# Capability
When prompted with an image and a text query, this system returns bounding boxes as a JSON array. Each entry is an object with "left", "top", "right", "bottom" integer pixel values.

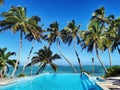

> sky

[{"left": 0, "top": 0, "right": 120, "bottom": 66}]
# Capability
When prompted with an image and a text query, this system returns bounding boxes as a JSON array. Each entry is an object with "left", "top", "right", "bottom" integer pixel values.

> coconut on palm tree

[
  {"left": 26, "top": 46, "right": 61, "bottom": 75},
  {"left": 45, "top": 22, "right": 77, "bottom": 73},
  {"left": 0, "top": 6, "right": 41, "bottom": 77},
  {"left": 0, "top": 47, "right": 18, "bottom": 77},
  {"left": 61, "top": 20, "right": 82, "bottom": 73}
]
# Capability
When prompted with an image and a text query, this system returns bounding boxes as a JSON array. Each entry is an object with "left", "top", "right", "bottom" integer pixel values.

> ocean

[{"left": 7, "top": 65, "right": 108, "bottom": 77}]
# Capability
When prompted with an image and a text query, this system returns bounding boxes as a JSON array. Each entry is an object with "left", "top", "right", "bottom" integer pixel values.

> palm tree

[
  {"left": 110, "top": 17, "right": 120, "bottom": 55},
  {"left": 46, "top": 22, "right": 77, "bottom": 73},
  {"left": 22, "top": 33, "right": 41, "bottom": 73},
  {"left": 22, "top": 17, "right": 42, "bottom": 73},
  {"left": 26, "top": 46, "right": 61, "bottom": 75},
  {"left": 81, "top": 21, "right": 109, "bottom": 73},
  {"left": 0, "top": 47, "right": 18, "bottom": 77},
  {"left": 62, "top": 20, "right": 82, "bottom": 73},
  {"left": 91, "top": 6, "right": 114, "bottom": 68},
  {"left": 0, "top": 6, "right": 41, "bottom": 77},
  {"left": 104, "top": 15, "right": 116, "bottom": 67},
  {"left": 0, "top": 0, "right": 4, "bottom": 6}
]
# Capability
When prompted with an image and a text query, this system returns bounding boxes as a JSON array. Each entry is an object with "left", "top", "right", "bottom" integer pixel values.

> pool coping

[
  {"left": 0, "top": 78, "right": 17, "bottom": 86},
  {"left": 83, "top": 72, "right": 110, "bottom": 90},
  {"left": 0, "top": 73, "right": 49, "bottom": 86}
]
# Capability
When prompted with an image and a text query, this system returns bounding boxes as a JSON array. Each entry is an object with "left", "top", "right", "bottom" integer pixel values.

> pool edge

[{"left": 83, "top": 72, "right": 110, "bottom": 90}]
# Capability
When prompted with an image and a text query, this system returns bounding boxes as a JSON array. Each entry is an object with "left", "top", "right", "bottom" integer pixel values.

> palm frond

[{"left": 50, "top": 63, "right": 57, "bottom": 72}]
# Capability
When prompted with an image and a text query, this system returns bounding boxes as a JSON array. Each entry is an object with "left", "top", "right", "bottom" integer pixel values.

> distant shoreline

[{"left": 18, "top": 65, "right": 111, "bottom": 66}]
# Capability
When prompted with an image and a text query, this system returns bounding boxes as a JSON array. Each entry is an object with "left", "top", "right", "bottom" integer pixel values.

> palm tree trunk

[
  {"left": 22, "top": 41, "right": 34, "bottom": 73},
  {"left": 36, "top": 64, "right": 46, "bottom": 75},
  {"left": 95, "top": 48, "right": 108, "bottom": 73},
  {"left": 11, "top": 31, "right": 22, "bottom": 78},
  {"left": 0, "top": 69, "right": 2, "bottom": 77},
  {"left": 73, "top": 40, "right": 82, "bottom": 73},
  {"left": 3, "top": 66, "right": 7, "bottom": 76},
  {"left": 56, "top": 40, "right": 78, "bottom": 73},
  {"left": 108, "top": 48, "right": 112, "bottom": 67}
]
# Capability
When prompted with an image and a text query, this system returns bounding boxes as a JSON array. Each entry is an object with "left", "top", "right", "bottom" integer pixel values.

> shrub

[
  {"left": 105, "top": 65, "right": 120, "bottom": 77},
  {"left": 18, "top": 73, "right": 26, "bottom": 77},
  {"left": 82, "top": 70, "right": 90, "bottom": 75},
  {"left": 3, "top": 74, "right": 7, "bottom": 78}
]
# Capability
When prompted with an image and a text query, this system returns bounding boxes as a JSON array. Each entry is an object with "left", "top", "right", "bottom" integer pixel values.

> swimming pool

[{"left": 0, "top": 73, "right": 103, "bottom": 90}]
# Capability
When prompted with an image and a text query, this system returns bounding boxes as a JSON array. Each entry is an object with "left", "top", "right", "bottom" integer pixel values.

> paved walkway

[
  {"left": 101, "top": 76, "right": 120, "bottom": 90},
  {"left": 0, "top": 78, "right": 17, "bottom": 86}
]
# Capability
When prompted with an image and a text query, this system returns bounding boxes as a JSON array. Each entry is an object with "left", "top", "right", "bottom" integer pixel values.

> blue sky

[{"left": 0, "top": 0, "right": 120, "bottom": 66}]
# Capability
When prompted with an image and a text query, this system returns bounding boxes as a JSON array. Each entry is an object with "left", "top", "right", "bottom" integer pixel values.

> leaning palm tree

[
  {"left": 0, "top": 6, "right": 41, "bottom": 77},
  {"left": 62, "top": 20, "right": 82, "bottom": 73},
  {"left": 0, "top": 47, "right": 18, "bottom": 77},
  {"left": 26, "top": 46, "right": 61, "bottom": 75},
  {"left": 81, "top": 21, "right": 109, "bottom": 73},
  {"left": 45, "top": 22, "right": 77, "bottom": 73},
  {"left": 22, "top": 33, "right": 41, "bottom": 73},
  {"left": 22, "top": 17, "right": 42, "bottom": 73}
]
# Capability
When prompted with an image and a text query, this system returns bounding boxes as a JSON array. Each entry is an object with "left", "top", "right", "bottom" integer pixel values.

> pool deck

[
  {"left": 96, "top": 76, "right": 120, "bottom": 90},
  {"left": 0, "top": 78, "right": 17, "bottom": 86}
]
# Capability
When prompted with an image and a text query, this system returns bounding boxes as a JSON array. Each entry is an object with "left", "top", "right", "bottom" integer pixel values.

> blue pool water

[{"left": 0, "top": 73, "right": 103, "bottom": 90}]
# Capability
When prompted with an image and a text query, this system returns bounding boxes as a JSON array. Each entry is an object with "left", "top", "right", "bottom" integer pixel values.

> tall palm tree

[
  {"left": 26, "top": 46, "right": 61, "bottom": 75},
  {"left": 22, "top": 17, "right": 42, "bottom": 73},
  {"left": 81, "top": 21, "right": 109, "bottom": 73},
  {"left": 0, "top": 6, "right": 41, "bottom": 77},
  {"left": 104, "top": 15, "right": 116, "bottom": 67},
  {"left": 0, "top": 47, "right": 18, "bottom": 77},
  {"left": 62, "top": 20, "right": 82, "bottom": 73},
  {"left": 91, "top": 6, "right": 114, "bottom": 68},
  {"left": 110, "top": 17, "right": 120, "bottom": 54},
  {"left": 22, "top": 33, "right": 41, "bottom": 73},
  {"left": 46, "top": 22, "right": 77, "bottom": 73}
]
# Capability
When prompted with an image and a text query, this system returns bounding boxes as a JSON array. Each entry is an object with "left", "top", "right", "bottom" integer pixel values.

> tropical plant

[
  {"left": 104, "top": 15, "right": 116, "bottom": 67},
  {"left": 110, "top": 17, "right": 120, "bottom": 55},
  {"left": 0, "top": 0, "right": 4, "bottom": 6},
  {"left": 81, "top": 20, "right": 109, "bottom": 73},
  {"left": 91, "top": 6, "right": 114, "bottom": 67},
  {"left": 0, "top": 6, "right": 41, "bottom": 77},
  {"left": 105, "top": 66, "right": 120, "bottom": 77},
  {"left": 0, "top": 47, "right": 17, "bottom": 77},
  {"left": 18, "top": 73, "right": 26, "bottom": 77},
  {"left": 26, "top": 46, "right": 61, "bottom": 75},
  {"left": 45, "top": 22, "right": 77, "bottom": 73},
  {"left": 61, "top": 20, "right": 82, "bottom": 73},
  {"left": 22, "top": 17, "right": 43, "bottom": 73}
]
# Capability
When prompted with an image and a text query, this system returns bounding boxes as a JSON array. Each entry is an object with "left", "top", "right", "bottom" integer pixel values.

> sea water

[{"left": 7, "top": 65, "right": 107, "bottom": 77}]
